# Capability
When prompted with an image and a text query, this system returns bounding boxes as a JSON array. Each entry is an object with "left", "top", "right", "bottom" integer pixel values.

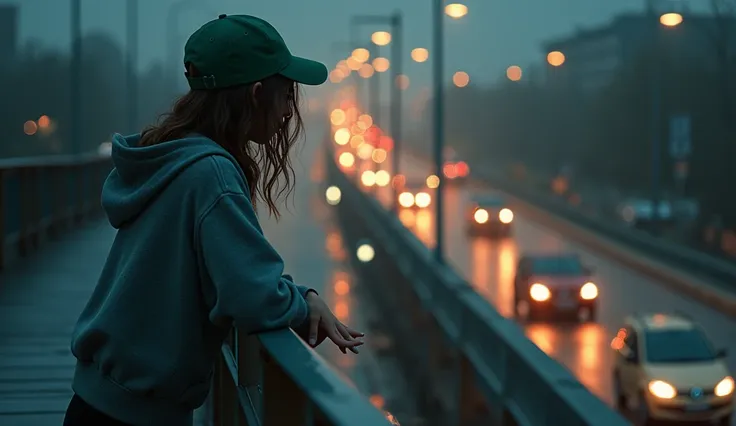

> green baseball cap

[{"left": 184, "top": 14, "right": 328, "bottom": 90}]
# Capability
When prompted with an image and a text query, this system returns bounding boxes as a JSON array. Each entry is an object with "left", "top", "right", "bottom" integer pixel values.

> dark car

[
  {"left": 513, "top": 253, "right": 598, "bottom": 322},
  {"left": 465, "top": 194, "right": 514, "bottom": 238}
]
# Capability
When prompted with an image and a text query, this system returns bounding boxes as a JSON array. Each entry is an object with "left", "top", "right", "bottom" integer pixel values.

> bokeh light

[
  {"left": 395, "top": 74, "right": 410, "bottom": 90},
  {"left": 445, "top": 3, "right": 468, "bottom": 19},
  {"left": 660, "top": 12, "right": 683, "bottom": 27},
  {"left": 411, "top": 48, "right": 429, "bottom": 63},
  {"left": 372, "top": 148, "right": 388, "bottom": 164},
  {"left": 361, "top": 170, "right": 376, "bottom": 187},
  {"left": 371, "top": 31, "right": 392, "bottom": 46},
  {"left": 330, "top": 109, "right": 346, "bottom": 126},
  {"left": 452, "top": 71, "right": 470, "bottom": 88},
  {"left": 352, "top": 48, "right": 370, "bottom": 63},
  {"left": 426, "top": 174, "right": 440, "bottom": 189},
  {"left": 547, "top": 51, "right": 565, "bottom": 67},
  {"left": 347, "top": 56, "right": 362, "bottom": 71},
  {"left": 325, "top": 186, "right": 342, "bottom": 205},
  {"left": 338, "top": 152, "right": 355, "bottom": 168},
  {"left": 373, "top": 57, "right": 390, "bottom": 73},
  {"left": 375, "top": 170, "right": 391, "bottom": 187},
  {"left": 356, "top": 243, "right": 375, "bottom": 262},
  {"left": 24, "top": 120, "right": 38, "bottom": 136},
  {"left": 359, "top": 63, "right": 375, "bottom": 78},
  {"left": 334, "top": 128, "right": 351, "bottom": 145},
  {"left": 506, "top": 65, "right": 522, "bottom": 82},
  {"left": 357, "top": 143, "right": 374, "bottom": 160}
]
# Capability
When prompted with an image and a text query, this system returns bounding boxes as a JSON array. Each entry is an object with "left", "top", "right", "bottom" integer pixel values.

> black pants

[{"left": 63, "top": 394, "right": 134, "bottom": 426}]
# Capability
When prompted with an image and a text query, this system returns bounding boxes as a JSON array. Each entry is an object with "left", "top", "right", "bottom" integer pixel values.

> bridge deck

[
  {"left": 0, "top": 168, "right": 416, "bottom": 425},
  {"left": 0, "top": 219, "right": 113, "bottom": 425}
]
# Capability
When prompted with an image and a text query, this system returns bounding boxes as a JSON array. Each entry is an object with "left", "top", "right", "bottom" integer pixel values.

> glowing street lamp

[
  {"left": 445, "top": 3, "right": 468, "bottom": 19},
  {"left": 660, "top": 12, "right": 683, "bottom": 27},
  {"left": 547, "top": 51, "right": 565, "bottom": 67},
  {"left": 411, "top": 48, "right": 429, "bottom": 63},
  {"left": 352, "top": 47, "right": 370, "bottom": 63},
  {"left": 506, "top": 65, "right": 522, "bottom": 82},
  {"left": 371, "top": 31, "right": 392, "bottom": 46}
]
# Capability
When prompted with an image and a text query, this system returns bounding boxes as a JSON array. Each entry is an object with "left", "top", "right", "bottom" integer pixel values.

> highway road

[{"left": 372, "top": 155, "right": 736, "bottom": 423}]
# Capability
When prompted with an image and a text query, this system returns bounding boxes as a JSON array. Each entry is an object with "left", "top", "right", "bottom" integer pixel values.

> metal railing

[
  {"left": 0, "top": 152, "right": 112, "bottom": 270},
  {"left": 206, "top": 328, "right": 396, "bottom": 426},
  {"left": 326, "top": 148, "right": 629, "bottom": 426}
]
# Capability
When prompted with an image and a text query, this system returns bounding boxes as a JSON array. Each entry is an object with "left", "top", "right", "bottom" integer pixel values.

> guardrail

[
  {"left": 0, "top": 152, "right": 113, "bottom": 270},
  {"left": 206, "top": 328, "right": 396, "bottom": 426},
  {"left": 326, "top": 149, "right": 629, "bottom": 426}
]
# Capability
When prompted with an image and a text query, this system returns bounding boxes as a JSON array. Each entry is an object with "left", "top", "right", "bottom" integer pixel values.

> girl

[{"left": 63, "top": 14, "right": 363, "bottom": 426}]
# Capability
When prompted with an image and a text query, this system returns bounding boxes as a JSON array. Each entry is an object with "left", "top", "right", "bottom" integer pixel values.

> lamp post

[
  {"left": 126, "top": 0, "right": 139, "bottom": 133},
  {"left": 70, "top": 0, "right": 81, "bottom": 155},
  {"left": 432, "top": 0, "right": 445, "bottom": 263},
  {"left": 651, "top": 12, "right": 683, "bottom": 225},
  {"left": 350, "top": 12, "right": 404, "bottom": 211}
]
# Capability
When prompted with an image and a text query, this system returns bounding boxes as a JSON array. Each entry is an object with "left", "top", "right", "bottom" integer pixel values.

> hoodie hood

[{"left": 102, "top": 133, "right": 233, "bottom": 228}]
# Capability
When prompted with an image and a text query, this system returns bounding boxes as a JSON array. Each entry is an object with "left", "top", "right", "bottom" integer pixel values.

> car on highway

[
  {"left": 513, "top": 253, "right": 598, "bottom": 321},
  {"left": 397, "top": 182, "right": 432, "bottom": 210},
  {"left": 612, "top": 313, "right": 733, "bottom": 426},
  {"left": 465, "top": 194, "right": 514, "bottom": 238}
]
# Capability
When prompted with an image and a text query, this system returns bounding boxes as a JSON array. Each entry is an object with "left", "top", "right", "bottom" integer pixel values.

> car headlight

[
  {"left": 580, "top": 282, "right": 598, "bottom": 300},
  {"left": 415, "top": 192, "right": 431, "bottom": 208},
  {"left": 529, "top": 283, "right": 550, "bottom": 302},
  {"left": 499, "top": 208, "right": 514, "bottom": 224},
  {"left": 398, "top": 192, "right": 414, "bottom": 208},
  {"left": 474, "top": 208, "right": 489, "bottom": 224},
  {"left": 715, "top": 376, "right": 735, "bottom": 397},
  {"left": 648, "top": 380, "right": 677, "bottom": 399}
]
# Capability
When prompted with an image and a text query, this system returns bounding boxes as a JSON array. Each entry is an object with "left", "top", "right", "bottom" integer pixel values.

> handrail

[
  {"left": 326, "top": 148, "right": 629, "bottom": 426},
  {"left": 0, "top": 152, "right": 112, "bottom": 270},
  {"left": 207, "top": 328, "right": 396, "bottom": 426}
]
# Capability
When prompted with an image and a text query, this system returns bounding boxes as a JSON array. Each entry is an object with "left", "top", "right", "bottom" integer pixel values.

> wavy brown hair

[{"left": 139, "top": 72, "right": 303, "bottom": 219}]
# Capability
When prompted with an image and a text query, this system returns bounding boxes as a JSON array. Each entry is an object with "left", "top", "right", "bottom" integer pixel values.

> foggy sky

[{"left": 13, "top": 0, "right": 707, "bottom": 99}]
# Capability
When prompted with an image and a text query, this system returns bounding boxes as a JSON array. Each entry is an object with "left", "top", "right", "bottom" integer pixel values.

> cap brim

[{"left": 280, "top": 56, "right": 328, "bottom": 86}]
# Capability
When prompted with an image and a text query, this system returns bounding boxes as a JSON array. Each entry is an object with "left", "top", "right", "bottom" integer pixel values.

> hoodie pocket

[{"left": 178, "top": 369, "right": 214, "bottom": 410}]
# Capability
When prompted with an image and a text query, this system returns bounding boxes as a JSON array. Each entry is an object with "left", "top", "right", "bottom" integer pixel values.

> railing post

[
  {"left": 29, "top": 167, "right": 40, "bottom": 250},
  {"left": 238, "top": 333, "right": 263, "bottom": 426},
  {"left": 0, "top": 170, "right": 5, "bottom": 271},
  {"left": 262, "top": 351, "right": 310, "bottom": 426},
  {"left": 18, "top": 168, "right": 30, "bottom": 256}
]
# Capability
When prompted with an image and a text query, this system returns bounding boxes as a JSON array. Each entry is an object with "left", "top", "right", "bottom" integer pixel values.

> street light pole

[
  {"left": 350, "top": 14, "right": 405, "bottom": 209},
  {"left": 126, "top": 0, "right": 139, "bottom": 133},
  {"left": 390, "top": 11, "right": 403, "bottom": 212},
  {"left": 432, "top": 0, "right": 445, "bottom": 263},
  {"left": 70, "top": 0, "right": 81, "bottom": 155}
]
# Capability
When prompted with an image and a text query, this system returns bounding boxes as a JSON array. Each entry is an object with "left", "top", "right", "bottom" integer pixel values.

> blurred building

[
  {"left": 540, "top": 10, "right": 736, "bottom": 95},
  {"left": 0, "top": 5, "right": 17, "bottom": 60}
]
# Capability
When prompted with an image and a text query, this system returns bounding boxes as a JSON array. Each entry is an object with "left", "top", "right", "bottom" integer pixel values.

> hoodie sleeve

[
  {"left": 197, "top": 192, "right": 309, "bottom": 333},
  {"left": 282, "top": 273, "right": 317, "bottom": 299}
]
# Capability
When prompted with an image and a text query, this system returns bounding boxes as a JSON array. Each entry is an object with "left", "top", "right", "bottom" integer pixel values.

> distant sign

[{"left": 669, "top": 114, "right": 691, "bottom": 159}]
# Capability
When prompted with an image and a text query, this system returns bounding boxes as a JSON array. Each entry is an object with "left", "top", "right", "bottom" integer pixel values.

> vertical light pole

[
  {"left": 70, "top": 0, "right": 81, "bottom": 155},
  {"left": 390, "top": 11, "right": 403, "bottom": 213},
  {"left": 126, "top": 0, "right": 139, "bottom": 133},
  {"left": 350, "top": 14, "right": 405, "bottom": 208},
  {"left": 432, "top": 0, "right": 445, "bottom": 263},
  {"left": 651, "top": 12, "right": 683, "bottom": 224}
]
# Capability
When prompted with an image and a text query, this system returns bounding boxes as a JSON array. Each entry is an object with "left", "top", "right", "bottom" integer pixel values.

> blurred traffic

[{"left": 326, "top": 72, "right": 734, "bottom": 424}]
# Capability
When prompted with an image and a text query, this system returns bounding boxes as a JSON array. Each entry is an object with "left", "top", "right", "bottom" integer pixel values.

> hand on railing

[{"left": 293, "top": 291, "right": 365, "bottom": 353}]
